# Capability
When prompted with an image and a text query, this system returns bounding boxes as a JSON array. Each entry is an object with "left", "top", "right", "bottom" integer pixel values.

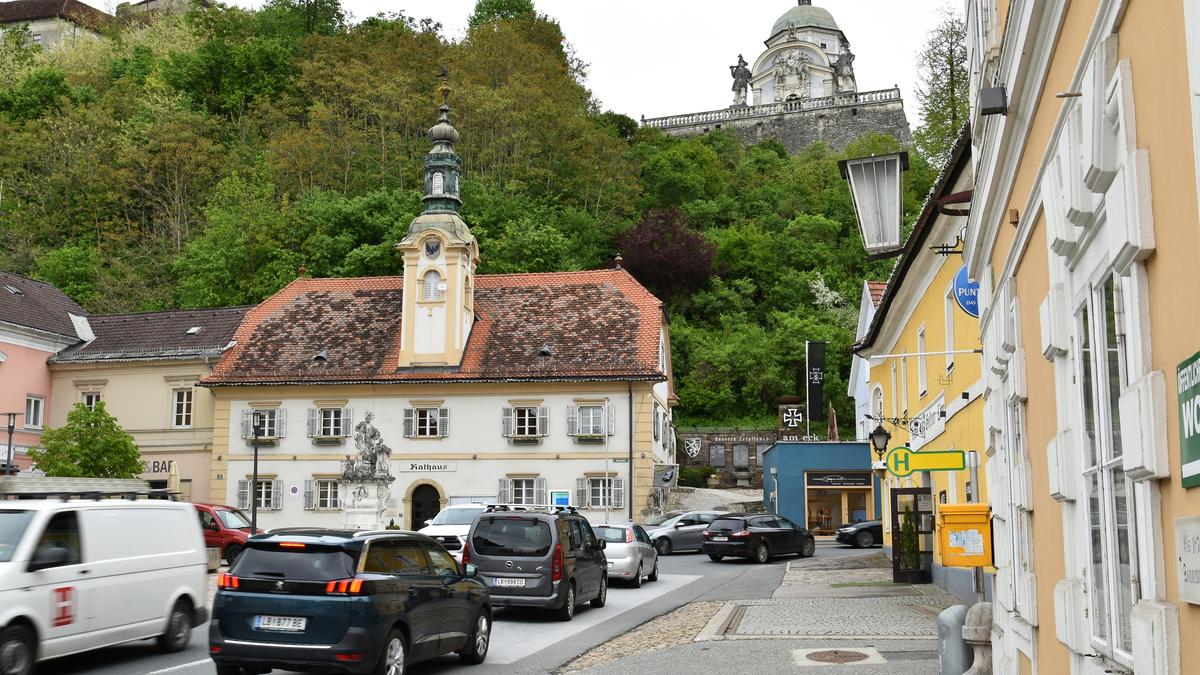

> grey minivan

[{"left": 463, "top": 505, "right": 607, "bottom": 621}]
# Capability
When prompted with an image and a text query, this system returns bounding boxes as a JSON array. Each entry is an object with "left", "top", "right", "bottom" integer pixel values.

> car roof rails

[
  {"left": 0, "top": 476, "right": 155, "bottom": 501},
  {"left": 482, "top": 503, "right": 580, "bottom": 516}
]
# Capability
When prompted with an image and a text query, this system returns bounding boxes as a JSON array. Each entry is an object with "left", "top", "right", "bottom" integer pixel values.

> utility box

[{"left": 937, "top": 504, "right": 992, "bottom": 568}]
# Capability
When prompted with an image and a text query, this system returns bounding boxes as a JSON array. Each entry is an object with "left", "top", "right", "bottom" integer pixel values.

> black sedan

[
  {"left": 702, "top": 513, "right": 816, "bottom": 563},
  {"left": 836, "top": 519, "right": 883, "bottom": 548}
]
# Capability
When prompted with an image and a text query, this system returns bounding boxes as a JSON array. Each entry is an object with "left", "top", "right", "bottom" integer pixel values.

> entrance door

[
  {"left": 410, "top": 484, "right": 442, "bottom": 530},
  {"left": 890, "top": 487, "right": 934, "bottom": 583}
]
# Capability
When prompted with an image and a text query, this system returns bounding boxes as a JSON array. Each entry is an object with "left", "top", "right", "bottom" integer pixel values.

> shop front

[
  {"left": 804, "top": 471, "right": 874, "bottom": 534},
  {"left": 761, "top": 442, "right": 880, "bottom": 534}
]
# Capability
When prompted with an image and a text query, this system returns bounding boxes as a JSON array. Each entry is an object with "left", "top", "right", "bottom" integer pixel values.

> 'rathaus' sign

[{"left": 1177, "top": 351, "right": 1200, "bottom": 488}]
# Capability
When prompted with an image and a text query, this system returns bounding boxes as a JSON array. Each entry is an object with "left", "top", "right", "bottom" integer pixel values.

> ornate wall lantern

[{"left": 838, "top": 152, "right": 909, "bottom": 258}]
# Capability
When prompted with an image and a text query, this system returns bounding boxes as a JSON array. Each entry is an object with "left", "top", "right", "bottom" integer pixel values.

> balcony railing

[{"left": 641, "top": 87, "right": 903, "bottom": 130}]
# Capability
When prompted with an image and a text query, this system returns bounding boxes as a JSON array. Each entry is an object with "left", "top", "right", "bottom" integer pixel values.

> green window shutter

[
  {"left": 439, "top": 408, "right": 449, "bottom": 437},
  {"left": 403, "top": 408, "right": 414, "bottom": 438},
  {"left": 304, "top": 480, "right": 314, "bottom": 510}
]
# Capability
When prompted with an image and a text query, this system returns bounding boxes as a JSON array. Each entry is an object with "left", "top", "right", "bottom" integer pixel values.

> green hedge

[{"left": 679, "top": 466, "right": 718, "bottom": 488}]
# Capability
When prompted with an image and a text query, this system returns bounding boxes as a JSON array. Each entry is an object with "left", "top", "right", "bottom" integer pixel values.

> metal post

[
  {"left": 5, "top": 413, "right": 16, "bottom": 476},
  {"left": 250, "top": 412, "right": 263, "bottom": 532},
  {"left": 967, "top": 450, "right": 984, "bottom": 604},
  {"left": 804, "top": 341, "right": 811, "bottom": 439},
  {"left": 603, "top": 397, "right": 610, "bottom": 523}
]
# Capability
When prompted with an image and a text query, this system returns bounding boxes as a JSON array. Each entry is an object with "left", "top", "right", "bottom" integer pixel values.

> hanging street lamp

[{"left": 838, "top": 152, "right": 909, "bottom": 258}]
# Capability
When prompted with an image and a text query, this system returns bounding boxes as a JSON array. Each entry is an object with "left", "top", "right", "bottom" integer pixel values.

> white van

[{"left": 0, "top": 479, "right": 208, "bottom": 675}]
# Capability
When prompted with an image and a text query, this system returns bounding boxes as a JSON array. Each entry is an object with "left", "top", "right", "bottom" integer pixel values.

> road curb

[{"left": 694, "top": 602, "right": 736, "bottom": 641}]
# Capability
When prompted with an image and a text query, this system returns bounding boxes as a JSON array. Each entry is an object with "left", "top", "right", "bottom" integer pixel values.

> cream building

[
  {"left": 47, "top": 307, "right": 247, "bottom": 500},
  {"left": 201, "top": 92, "right": 677, "bottom": 532},
  {"left": 963, "top": 0, "right": 1200, "bottom": 672},
  {"left": 0, "top": 0, "right": 110, "bottom": 49}
]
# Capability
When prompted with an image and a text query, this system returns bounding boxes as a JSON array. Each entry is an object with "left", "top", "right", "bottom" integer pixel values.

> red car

[{"left": 194, "top": 503, "right": 259, "bottom": 564}]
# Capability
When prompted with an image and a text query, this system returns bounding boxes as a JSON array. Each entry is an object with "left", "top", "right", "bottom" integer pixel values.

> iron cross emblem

[
  {"left": 809, "top": 368, "right": 824, "bottom": 384},
  {"left": 783, "top": 408, "right": 803, "bottom": 428}
]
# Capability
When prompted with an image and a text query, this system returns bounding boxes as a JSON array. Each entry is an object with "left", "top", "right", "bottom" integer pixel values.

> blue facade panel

[{"left": 761, "top": 442, "right": 881, "bottom": 529}]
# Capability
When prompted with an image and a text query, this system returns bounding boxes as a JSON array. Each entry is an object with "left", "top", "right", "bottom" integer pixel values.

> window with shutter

[
  {"left": 304, "top": 480, "right": 315, "bottom": 510},
  {"left": 575, "top": 478, "right": 587, "bottom": 507},
  {"left": 612, "top": 478, "right": 625, "bottom": 509},
  {"left": 307, "top": 408, "right": 319, "bottom": 437},
  {"left": 566, "top": 406, "right": 579, "bottom": 436},
  {"left": 237, "top": 480, "right": 249, "bottom": 509},
  {"left": 577, "top": 406, "right": 604, "bottom": 436},
  {"left": 534, "top": 478, "right": 547, "bottom": 505},
  {"left": 413, "top": 408, "right": 442, "bottom": 437},
  {"left": 271, "top": 480, "right": 283, "bottom": 510},
  {"left": 653, "top": 406, "right": 661, "bottom": 440},
  {"left": 316, "top": 479, "right": 340, "bottom": 509},
  {"left": 497, "top": 478, "right": 511, "bottom": 505},
  {"left": 608, "top": 404, "right": 616, "bottom": 436},
  {"left": 438, "top": 408, "right": 449, "bottom": 437},
  {"left": 537, "top": 406, "right": 549, "bottom": 437},
  {"left": 502, "top": 407, "right": 514, "bottom": 437},
  {"left": 512, "top": 407, "right": 539, "bottom": 437},
  {"left": 276, "top": 408, "right": 287, "bottom": 438},
  {"left": 510, "top": 479, "right": 536, "bottom": 504},
  {"left": 403, "top": 408, "right": 415, "bottom": 437}
]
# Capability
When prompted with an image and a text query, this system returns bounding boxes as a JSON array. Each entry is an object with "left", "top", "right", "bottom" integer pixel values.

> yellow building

[
  {"left": 962, "top": 0, "right": 1199, "bottom": 672},
  {"left": 853, "top": 133, "right": 990, "bottom": 600}
]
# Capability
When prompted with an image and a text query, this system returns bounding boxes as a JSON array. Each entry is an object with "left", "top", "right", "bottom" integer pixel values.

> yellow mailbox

[{"left": 937, "top": 503, "right": 992, "bottom": 568}]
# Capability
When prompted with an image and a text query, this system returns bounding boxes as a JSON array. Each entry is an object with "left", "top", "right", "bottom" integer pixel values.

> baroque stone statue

[
  {"left": 835, "top": 36, "right": 857, "bottom": 93},
  {"left": 729, "top": 54, "right": 752, "bottom": 106},
  {"left": 341, "top": 411, "right": 394, "bottom": 483}
]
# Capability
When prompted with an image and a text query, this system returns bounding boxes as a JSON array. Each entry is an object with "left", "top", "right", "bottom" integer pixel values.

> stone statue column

[
  {"left": 729, "top": 54, "right": 752, "bottom": 107},
  {"left": 835, "top": 35, "right": 858, "bottom": 94}
]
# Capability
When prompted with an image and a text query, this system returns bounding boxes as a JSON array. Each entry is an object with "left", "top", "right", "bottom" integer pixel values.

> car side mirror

[
  {"left": 596, "top": 539, "right": 606, "bottom": 550},
  {"left": 423, "top": 519, "right": 433, "bottom": 526},
  {"left": 464, "top": 563, "right": 479, "bottom": 579},
  {"left": 29, "top": 545, "right": 70, "bottom": 572},
  {"left": 674, "top": 521, "right": 686, "bottom": 528},
  {"left": 208, "top": 521, "right": 221, "bottom": 532}
]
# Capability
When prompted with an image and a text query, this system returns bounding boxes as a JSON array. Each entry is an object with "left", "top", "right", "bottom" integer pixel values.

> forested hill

[{"left": 0, "top": 1, "right": 939, "bottom": 432}]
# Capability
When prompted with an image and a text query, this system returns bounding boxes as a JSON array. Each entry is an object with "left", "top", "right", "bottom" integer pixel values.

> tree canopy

[
  {"left": 913, "top": 8, "right": 968, "bottom": 167},
  {"left": 28, "top": 403, "right": 144, "bottom": 478},
  {"left": 0, "top": 1, "right": 938, "bottom": 433}
]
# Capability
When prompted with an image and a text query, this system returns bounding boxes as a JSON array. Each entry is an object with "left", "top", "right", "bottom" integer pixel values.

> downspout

[{"left": 628, "top": 381, "right": 634, "bottom": 522}]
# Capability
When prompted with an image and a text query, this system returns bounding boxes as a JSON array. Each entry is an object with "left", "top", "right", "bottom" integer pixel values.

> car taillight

[
  {"left": 324, "top": 578, "right": 366, "bottom": 595},
  {"left": 461, "top": 541, "right": 470, "bottom": 565},
  {"left": 730, "top": 530, "right": 751, "bottom": 539},
  {"left": 217, "top": 573, "right": 239, "bottom": 589},
  {"left": 551, "top": 542, "right": 564, "bottom": 582},
  {"left": 626, "top": 529, "right": 634, "bottom": 544},
  {"left": 702, "top": 530, "right": 712, "bottom": 539}
]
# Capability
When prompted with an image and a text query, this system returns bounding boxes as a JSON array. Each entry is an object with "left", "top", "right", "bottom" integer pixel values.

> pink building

[{"left": 0, "top": 272, "right": 89, "bottom": 471}]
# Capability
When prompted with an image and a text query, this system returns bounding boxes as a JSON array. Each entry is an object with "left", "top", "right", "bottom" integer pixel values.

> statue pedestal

[{"left": 341, "top": 481, "right": 394, "bottom": 530}]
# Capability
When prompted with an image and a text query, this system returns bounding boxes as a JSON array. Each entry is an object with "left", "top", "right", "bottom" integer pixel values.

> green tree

[
  {"left": 468, "top": 0, "right": 536, "bottom": 30},
  {"left": 28, "top": 403, "right": 144, "bottom": 478},
  {"left": 913, "top": 8, "right": 968, "bottom": 167}
]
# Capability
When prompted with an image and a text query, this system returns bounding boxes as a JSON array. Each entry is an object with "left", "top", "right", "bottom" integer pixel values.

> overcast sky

[{"left": 85, "top": 0, "right": 956, "bottom": 124}]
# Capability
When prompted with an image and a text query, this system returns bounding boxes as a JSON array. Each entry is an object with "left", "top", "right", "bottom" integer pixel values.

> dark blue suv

[{"left": 209, "top": 530, "right": 491, "bottom": 674}]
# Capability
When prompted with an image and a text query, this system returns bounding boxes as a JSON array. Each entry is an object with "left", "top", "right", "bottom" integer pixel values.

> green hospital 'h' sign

[
  {"left": 1178, "top": 351, "right": 1200, "bottom": 488},
  {"left": 885, "top": 446, "right": 966, "bottom": 478}
]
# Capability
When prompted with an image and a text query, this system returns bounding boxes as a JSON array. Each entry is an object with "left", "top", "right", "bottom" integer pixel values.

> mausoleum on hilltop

[{"left": 641, "top": 0, "right": 912, "bottom": 153}]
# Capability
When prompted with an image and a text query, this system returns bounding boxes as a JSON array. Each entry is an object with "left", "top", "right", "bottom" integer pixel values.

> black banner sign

[{"left": 807, "top": 341, "right": 826, "bottom": 421}]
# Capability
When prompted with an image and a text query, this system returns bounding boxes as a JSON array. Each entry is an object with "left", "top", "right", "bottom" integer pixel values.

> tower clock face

[{"left": 424, "top": 238, "right": 441, "bottom": 259}]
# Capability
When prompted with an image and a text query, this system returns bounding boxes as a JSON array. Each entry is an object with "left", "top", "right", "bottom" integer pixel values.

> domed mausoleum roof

[{"left": 770, "top": 1, "right": 839, "bottom": 38}]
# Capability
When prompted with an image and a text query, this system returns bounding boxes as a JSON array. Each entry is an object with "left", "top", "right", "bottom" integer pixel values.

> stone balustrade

[{"left": 641, "top": 87, "right": 903, "bottom": 130}]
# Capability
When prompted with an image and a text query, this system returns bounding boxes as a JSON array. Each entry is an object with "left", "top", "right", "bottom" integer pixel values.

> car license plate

[
  {"left": 493, "top": 577, "right": 525, "bottom": 588},
  {"left": 254, "top": 615, "right": 307, "bottom": 632},
  {"left": 711, "top": 536, "right": 728, "bottom": 542}
]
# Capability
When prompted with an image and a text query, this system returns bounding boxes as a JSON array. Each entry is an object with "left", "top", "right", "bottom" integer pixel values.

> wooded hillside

[{"left": 0, "top": 1, "right": 940, "bottom": 431}]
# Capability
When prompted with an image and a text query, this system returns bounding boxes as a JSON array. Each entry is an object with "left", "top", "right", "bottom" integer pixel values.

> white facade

[
  {"left": 751, "top": 28, "right": 845, "bottom": 105},
  {"left": 221, "top": 385, "right": 674, "bottom": 530},
  {"left": 849, "top": 282, "right": 880, "bottom": 441}
]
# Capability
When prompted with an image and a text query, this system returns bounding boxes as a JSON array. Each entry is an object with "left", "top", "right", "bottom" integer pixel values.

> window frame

[
  {"left": 82, "top": 391, "right": 101, "bottom": 411},
  {"left": 421, "top": 269, "right": 444, "bottom": 302},
  {"left": 510, "top": 478, "right": 535, "bottom": 505},
  {"left": 414, "top": 408, "right": 440, "bottom": 437},
  {"left": 916, "top": 325, "right": 928, "bottom": 397},
  {"left": 513, "top": 407, "right": 539, "bottom": 437},
  {"left": 315, "top": 479, "right": 340, "bottom": 510},
  {"left": 253, "top": 479, "right": 276, "bottom": 510},
  {"left": 320, "top": 408, "right": 343, "bottom": 437},
  {"left": 253, "top": 409, "right": 277, "bottom": 438},
  {"left": 171, "top": 388, "right": 193, "bottom": 429},
  {"left": 588, "top": 477, "right": 614, "bottom": 509},
  {"left": 24, "top": 395, "right": 44, "bottom": 430},
  {"left": 577, "top": 405, "right": 604, "bottom": 436}
]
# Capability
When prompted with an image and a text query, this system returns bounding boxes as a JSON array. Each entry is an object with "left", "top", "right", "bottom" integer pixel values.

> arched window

[
  {"left": 431, "top": 172, "right": 444, "bottom": 195},
  {"left": 422, "top": 270, "right": 443, "bottom": 301},
  {"left": 871, "top": 385, "right": 884, "bottom": 421}
]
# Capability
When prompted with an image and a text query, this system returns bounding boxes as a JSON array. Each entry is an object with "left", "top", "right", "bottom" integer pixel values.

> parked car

[
  {"left": 209, "top": 529, "right": 491, "bottom": 675},
  {"left": 836, "top": 520, "right": 883, "bottom": 548},
  {"left": 0, "top": 478, "right": 209, "bottom": 675},
  {"left": 464, "top": 505, "right": 607, "bottom": 621},
  {"left": 702, "top": 513, "right": 816, "bottom": 563},
  {"left": 418, "top": 503, "right": 487, "bottom": 562},
  {"left": 594, "top": 523, "right": 659, "bottom": 587},
  {"left": 194, "top": 503, "right": 259, "bottom": 565},
  {"left": 645, "top": 510, "right": 723, "bottom": 555}
]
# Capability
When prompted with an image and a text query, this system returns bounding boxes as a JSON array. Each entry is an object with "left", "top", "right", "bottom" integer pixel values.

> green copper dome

[{"left": 770, "top": 1, "right": 839, "bottom": 38}]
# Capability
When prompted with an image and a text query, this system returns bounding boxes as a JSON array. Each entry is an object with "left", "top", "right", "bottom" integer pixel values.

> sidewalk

[{"left": 563, "top": 553, "right": 957, "bottom": 673}]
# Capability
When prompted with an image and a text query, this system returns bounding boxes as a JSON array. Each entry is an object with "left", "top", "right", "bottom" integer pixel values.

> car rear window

[
  {"left": 471, "top": 517, "right": 553, "bottom": 557},
  {"left": 594, "top": 526, "right": 628, "bottom": 543},
  {"left": 234, "top": 545, "right": 357, "bottom": 581},
  {"left": 709, "top": 518, "right": 746, "bottom": 531}
]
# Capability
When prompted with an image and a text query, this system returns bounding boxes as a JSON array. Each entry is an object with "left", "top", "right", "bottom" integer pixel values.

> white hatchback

[
  {"left": 0, "top": 492, "right": 208, "bottom": 675},
  {"left": 417, "top": 503, "right": 487, "bottom": 561}
]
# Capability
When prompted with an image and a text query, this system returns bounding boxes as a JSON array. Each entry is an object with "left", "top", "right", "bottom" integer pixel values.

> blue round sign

[{"left": 953, "top": 265, "right": 980, "bottom": 318}]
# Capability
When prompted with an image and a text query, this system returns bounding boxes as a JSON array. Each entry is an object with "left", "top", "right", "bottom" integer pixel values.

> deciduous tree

[{"left": 28, "top": 403, "right": 143, "bottom": 479}]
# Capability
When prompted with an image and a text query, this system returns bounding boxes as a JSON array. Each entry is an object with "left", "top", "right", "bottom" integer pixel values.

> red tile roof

[
  {"left": 867, "top": 281, "right": 886, "bottom": 306},
  {"left": 203, "top": 269, "right": 667, "bottom": 386}
]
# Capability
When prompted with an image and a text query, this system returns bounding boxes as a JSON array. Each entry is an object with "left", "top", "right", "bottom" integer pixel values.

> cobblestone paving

[
  {"left": 556, "top": 601, "right": 724, "bottom": 673},
  {"left": 729, "top": 596, "right": 950, "bottom": 638}
]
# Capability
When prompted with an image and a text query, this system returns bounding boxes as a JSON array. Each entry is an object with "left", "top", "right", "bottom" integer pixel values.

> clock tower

[{"left": 396, "top": 81, "right": 479, "bottom": 367}]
